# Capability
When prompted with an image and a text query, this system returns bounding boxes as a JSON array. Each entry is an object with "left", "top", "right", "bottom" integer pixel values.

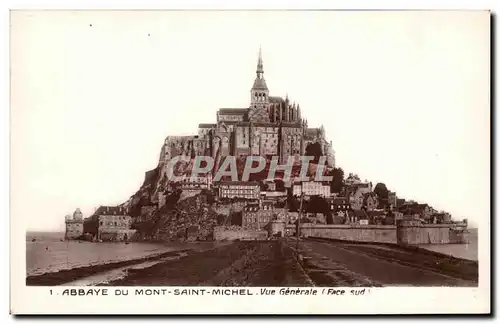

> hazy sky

[{"left": 11, "top": 10, "right": 489, "bottom": 231}]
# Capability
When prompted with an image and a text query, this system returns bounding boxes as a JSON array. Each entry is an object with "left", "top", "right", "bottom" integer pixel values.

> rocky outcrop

[
  {"left": 129, "top": 188, "right": 226, "bottom": 242},
  {"left": 121, "top": 136, "right": 334, "bottom": 242}
]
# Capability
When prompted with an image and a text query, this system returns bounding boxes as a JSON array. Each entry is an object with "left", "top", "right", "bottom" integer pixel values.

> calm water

[
  {"left": 26, "top": 232, "right": 221, "bottom": 276},
  {"left": 27, "top": 229, "right": 478, "bottom": 276},
  {"left": 419, "top": 229, "right": 478, "bottom": 261}
]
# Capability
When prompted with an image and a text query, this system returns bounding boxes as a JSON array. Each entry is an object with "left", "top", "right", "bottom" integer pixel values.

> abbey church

[{"left": 159, "top": 48, "right": 335, "bottom": 172}]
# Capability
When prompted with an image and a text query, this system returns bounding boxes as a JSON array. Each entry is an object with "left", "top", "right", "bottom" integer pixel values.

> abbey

[{"left": 159, "top": 48, "right": 335, "bottom": 171}]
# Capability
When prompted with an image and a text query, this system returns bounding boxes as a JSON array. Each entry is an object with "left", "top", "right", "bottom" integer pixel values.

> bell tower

[{"left": 249, "top": 46, "right": 270, "bottom": 122}]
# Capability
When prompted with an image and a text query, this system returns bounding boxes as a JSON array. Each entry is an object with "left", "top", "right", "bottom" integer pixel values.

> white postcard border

[{"left": 7, "top": 2, "right": 493, "bottom": 317}]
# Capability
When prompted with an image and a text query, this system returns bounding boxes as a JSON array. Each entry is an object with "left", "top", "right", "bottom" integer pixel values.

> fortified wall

[
  {"left": 284, "top": 220, "right": 469, "bottom": 245},
  {"left": 396, "top": 220, "right": 468, "bottom": 245},
  {"left": 286, "top": 224, "right": 397, "bottom": 244}
]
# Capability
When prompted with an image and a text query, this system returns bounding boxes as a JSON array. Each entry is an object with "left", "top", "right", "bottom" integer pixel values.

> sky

[{"left": 10, "top": 10, "right": 489, "bottom": 231}]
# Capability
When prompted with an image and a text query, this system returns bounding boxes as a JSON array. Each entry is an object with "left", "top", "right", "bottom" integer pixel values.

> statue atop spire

[{"left": 257, "top": 45, "right": 263, "bottom": 76}]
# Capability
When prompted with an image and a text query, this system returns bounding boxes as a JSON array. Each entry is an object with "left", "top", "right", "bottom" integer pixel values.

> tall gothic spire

[
  {"left": 257, "top": 45, "right": 263, "bottom": 76},
  {"left": 252, "top": 46, "right": 268, "bottom": 90}
]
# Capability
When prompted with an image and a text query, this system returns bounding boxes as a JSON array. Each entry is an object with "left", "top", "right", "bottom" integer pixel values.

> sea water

[
  {"left": 27, "top": 229, "right": 479, "bottom": 277},
  {"left": 418, "top": 228, "right": 478, "bottom": 261},
  {"left": 26, "top": 231, "right": 217, "bottom": 276}
]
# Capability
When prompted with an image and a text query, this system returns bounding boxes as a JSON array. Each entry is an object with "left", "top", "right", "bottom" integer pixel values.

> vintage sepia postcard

[{"left": 9, "top": 9, "right": 491, "bottom": 315}]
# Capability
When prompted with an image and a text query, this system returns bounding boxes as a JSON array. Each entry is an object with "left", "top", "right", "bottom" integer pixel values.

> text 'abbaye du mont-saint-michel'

[{"left": 52, "top": 288, "right": 370, "bottom": 297}]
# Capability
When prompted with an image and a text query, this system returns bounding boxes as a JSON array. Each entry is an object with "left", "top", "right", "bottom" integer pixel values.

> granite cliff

[{"left": 120, "top": 145, "right": 332, "bottom": 241}]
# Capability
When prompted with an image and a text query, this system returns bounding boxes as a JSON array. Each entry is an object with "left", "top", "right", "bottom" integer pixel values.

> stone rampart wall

[
  {"left": 285, "top": 224, "right": 397, "bottom": 244},
  {"left": 284, "top": 222, "right": 469, "bottom": 245}
]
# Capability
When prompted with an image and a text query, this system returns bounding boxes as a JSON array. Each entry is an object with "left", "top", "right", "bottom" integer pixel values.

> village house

[
  {"left": 165, "top": 175, "right": 213, "bottom": 197},
  {"left": 432, "top": 212, "right": 452, "bottom": 224},
  {"left": 241, "top": 200, "right": 276, "bottom": 230},
  {"left": 219, "top": 181, "right": 260, "bottom": 200},
  {"left": 387, "top": 191, "right": 397, "bottom": 207},
  {"left": 346, "top": 180, "right": 373, "bottom": 210},
  {"left": 263, "top": 179, "right": 277, "bottom": 191},
  {"left": 396, "top": 198, "right": 406, "bottom": 208},
  {"left": 328, "top": 197, "right": 350, "bottom": 214},
  {"left": 399, "top": 203, "right": 433, "bottom": 222},
  {"left": 363, "top": 192, "right": 379, "bottom": 212},
  {"left": 177, "top": 174, "right": 213, "bottom": 190},
  {"left": 260, "top": 190, "right": 287, "bottom": 200},
  {"left": 345, "top": 173, "right": 362, "bottom": 186},
  {"left": 292, "top": 180, "right": 330, "bottom": 197},
  {"left": 83, "top": 206, "right": 136, "bottom": 241},
  {"left": 368, "top": 210, "right": 386, "bottom": 225}
]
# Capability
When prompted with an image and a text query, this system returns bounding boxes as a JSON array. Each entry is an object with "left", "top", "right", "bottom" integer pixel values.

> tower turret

[
  {"left": 73, "top": 208, "right": 83, "bottom": 221},
  {"left": 319, "top": 124, "right": 325, "bottom": 138},
  {"left": 252, "top": 47, "right": 267, "bottom": 94},
  {"left": 292, "top": 102, "right": 297, "bottom": 121},
  {"left": 249, "top": 46, "right": 270, "bottom": 122},
  {"left": 65, "top": 208, "right": 84, "bottom": 240}
]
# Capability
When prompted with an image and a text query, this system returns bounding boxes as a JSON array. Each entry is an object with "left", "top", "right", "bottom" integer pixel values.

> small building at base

[
  {"left": 64, "top": 208, "right": 84, "bottom": 240},
  {"left": 83, "top": 206, "right": 136, "bottom": 241}
]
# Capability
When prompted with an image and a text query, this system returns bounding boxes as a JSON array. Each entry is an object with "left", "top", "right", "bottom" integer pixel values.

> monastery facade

[{"left": 159, "top": 48, "right": 335, "bottom": 176}]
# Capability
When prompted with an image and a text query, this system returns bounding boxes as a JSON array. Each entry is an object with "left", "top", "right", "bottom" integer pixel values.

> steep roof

[
  {"left": 94, "top": 206, "right": 129, "bottom": 216},
  {"left": 198, "top": 123, "right": 216, "bottom": 128},
  {"left": 252, "top": 77, "right": 268, "bottom": 90},
  {"left": 269, "top": 96, "right": 285, "bottom": 104},
  {"left": 398, "top": 202, "right": 430, "bottom": 215},
  {"left": 363, "top": 192, "right": 377, "bottom": 204},
  {"left": 281, "top": 122, "right": 302, "bottom": 128},
  {"left": 218, "top": 108, "right": 248, "bottom": 115},
  {"left": 73, "top": 208, "right": 83, "bottom": 218}
]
